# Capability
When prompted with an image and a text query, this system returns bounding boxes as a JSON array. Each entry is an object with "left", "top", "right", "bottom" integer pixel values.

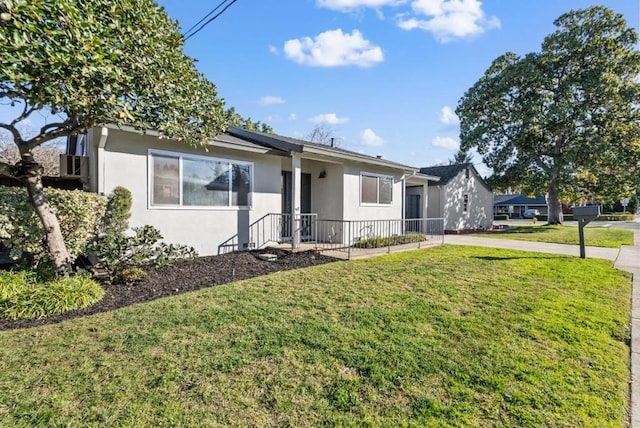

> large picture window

[
  {"left": 360, "top": 172, "right": 393, "bottom": 205},
  {"left": 149, "top": 150, "right": 252, "bottom": 208}
]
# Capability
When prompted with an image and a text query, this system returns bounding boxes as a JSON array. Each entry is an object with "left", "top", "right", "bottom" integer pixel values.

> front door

[{"left": 281, "top": 172, "right": 312, "bottom": 241}]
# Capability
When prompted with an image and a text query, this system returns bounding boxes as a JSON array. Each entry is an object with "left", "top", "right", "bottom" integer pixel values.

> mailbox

[
  {"left": 572, "top": 205, "right": 600, "bottom": 221},
  {"left": 572, "top": 205, "right": 601, "bottom": 259}
]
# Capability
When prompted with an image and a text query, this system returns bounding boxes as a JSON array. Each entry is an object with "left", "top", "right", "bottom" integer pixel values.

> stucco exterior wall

[
  {"left": 425, "top": 167, "right": 493, "bottom": 231},
  {"left": 437, "top": 168, "right": 493, "bottom": 230},
  {"left": 92, "top": 128, "right": 282, "bottom": 256},
  {"left": 342, "top": 165, "right": 404, "bottom": 221}
]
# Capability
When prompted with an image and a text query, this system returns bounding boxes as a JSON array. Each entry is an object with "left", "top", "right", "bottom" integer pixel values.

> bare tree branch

[{"left": 0, "top": 123, "right": 23, "bottom": 145}]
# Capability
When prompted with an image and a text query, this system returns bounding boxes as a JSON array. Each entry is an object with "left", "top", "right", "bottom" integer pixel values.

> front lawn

[
  {"left": 475, "top": 224, "right": 633, "bottom": 248},
  {"left": 0, "top": 246, "right": 631, "bottom": 426}
]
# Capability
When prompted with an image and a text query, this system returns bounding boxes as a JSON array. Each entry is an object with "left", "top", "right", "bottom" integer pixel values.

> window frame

[
  {"left": 360, "top": 171, "right": 394, "bottom": 206},
  {"left": 148, "top": 149, "right": 254, "bottom": 210},
  {"left": 463, "top": 194, "right": 469, "bottom": 213}
]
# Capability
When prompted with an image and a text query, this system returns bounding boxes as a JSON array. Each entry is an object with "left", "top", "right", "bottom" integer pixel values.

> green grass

[
  {"left": 0, "top": 271, "right": 104, "bottom": 320},
  {"left": 475, "top": 225, "right": 633, "bottom": 248},
  {"left": 0, "top": 246, "right": 631, "bottom": 426}
]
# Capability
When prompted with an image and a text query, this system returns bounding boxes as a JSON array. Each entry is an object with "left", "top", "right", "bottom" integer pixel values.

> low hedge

[
  {"left": 0, "top": 187, "right": 107, "bottom": 264},
  {"left": 494, "top": 214, "right": 509, "bottom": 221},
  {"left": 353, "top": 233, "right": 426, "bottom": 249},
  {"left": 0, "top": 271, "right": 104, "bottom": 320},
  {"left": 598, "top": 213, "right": 635, "bottom": 221}
]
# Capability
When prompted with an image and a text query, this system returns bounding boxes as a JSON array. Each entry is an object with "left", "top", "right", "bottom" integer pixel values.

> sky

[
  {"left": 2, "top": 0, "right": 638, "bottom": 176},
  {"left": 152, "top": 0, "right": 639, "bottom": 175}
]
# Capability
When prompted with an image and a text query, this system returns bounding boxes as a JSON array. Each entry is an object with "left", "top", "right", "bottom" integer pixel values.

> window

[
  {"left": 361, "top": 173, "right": 393, "bottom": 205},
  {"left": 149, "top": 150, "right": 252, "bottom": 208},
  {"left": 463, "top": 194, "right": 469, "bottom": 212},
  {"left": 465, "top": 167, "right": 470, "bottom": 179}
]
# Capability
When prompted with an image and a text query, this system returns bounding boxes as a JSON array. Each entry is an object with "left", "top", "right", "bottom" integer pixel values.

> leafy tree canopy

[
  {"left": 0, "top": 0, "right": 264, "bottom": 272},
  {"left": 0, "top": 0, "right": 230, "bottom": 153},
  {"left": 456, "top": 6, "right": 640, "bottom": 223}
]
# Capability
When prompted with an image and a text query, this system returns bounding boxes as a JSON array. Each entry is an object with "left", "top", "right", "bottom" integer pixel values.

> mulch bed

[{"left": 0, "top": 248, "right": 340, "bottom": 332}]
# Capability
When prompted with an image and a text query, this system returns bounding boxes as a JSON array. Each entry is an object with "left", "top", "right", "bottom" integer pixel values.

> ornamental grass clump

[{"left": 0, "top": 271, "right": 104, "bottom": 320}]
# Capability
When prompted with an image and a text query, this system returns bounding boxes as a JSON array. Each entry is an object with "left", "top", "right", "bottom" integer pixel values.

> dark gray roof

[
  {"left": 494, "top": 194, "right": 547, "bottom": 206},
  {"left": 229, "top": 127, "right": 417, "bottom": 170},
  {"left": 419, "top": 163, "right": 471, "bottom": 185}
]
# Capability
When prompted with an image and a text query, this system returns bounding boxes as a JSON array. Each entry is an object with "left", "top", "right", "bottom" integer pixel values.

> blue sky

[
  {"left": 154, "top": 0, "right": 638, "bottom": 174},
  {"left": 2, "top": 1, "right": 638, "bottom": 176}
]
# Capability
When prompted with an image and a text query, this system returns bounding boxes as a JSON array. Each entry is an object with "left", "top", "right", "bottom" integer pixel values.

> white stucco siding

[
  {"left": 342, "top": 165, "right": 404, "bottom": 221},
  {"left": 441, "top": 169, "right": 493, "bottom": 230},
  {"left": 96, "top": 129, "right": 282, "bottom": 256},
  {"left": 306, "top": 161, "right": 344, "bottom": 221}
]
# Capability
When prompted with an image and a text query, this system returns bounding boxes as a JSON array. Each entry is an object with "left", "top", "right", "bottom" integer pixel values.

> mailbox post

[{"left": 572, "top": 206, "right": 601, "bottom": 259}]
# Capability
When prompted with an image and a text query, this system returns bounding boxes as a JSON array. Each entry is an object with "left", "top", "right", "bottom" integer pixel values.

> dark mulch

[{"left": 0, "top": 248, "right": 340, "bottom": 332}]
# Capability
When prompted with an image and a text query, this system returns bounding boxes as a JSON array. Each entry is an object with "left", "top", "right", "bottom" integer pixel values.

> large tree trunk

[
  {"left": 20, "top": 159, "right": 71, "bottom": 274},
  {"left": 547, "top": 173, "right": 564, "bottom": 225}
]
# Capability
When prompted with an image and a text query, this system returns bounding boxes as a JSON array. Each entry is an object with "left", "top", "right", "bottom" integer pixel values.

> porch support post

[
  {"left": 422, "top": 182, "right": 429, "bottom": 233},
  {"left": 291, "top": 154, "right": 302, "bottom": 249}
]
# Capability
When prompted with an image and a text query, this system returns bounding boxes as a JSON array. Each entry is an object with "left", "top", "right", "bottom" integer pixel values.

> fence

[{"left": 218, "top": 214, "right": 445, "bottom": 258}]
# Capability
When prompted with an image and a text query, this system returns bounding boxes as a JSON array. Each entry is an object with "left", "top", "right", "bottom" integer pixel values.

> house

[
  {"left": 65, "top": 125, "right": 439, "bottom": 256},
  {"left": 411, "top": 163, "right": 493, "bottom": 232},
  {"left": 494, "top": 194, "right": 548, "bottom": 218}
]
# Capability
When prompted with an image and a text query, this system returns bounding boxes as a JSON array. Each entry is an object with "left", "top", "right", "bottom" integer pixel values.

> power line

[
  {"left": 182, "top": 0, "right": 230, "bottom": 39},
  {"left": 183, "top": 0, "right": 239, "bottom": 41}
]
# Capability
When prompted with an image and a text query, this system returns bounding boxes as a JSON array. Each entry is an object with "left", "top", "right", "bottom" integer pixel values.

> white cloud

[
  {"left": 397, "top": 0, "right": 500, "bottom": 42},
  {"left": 359, "top": 128, "right": 384, "bottom": 147},
  {"left": 289, "top": 113, "right": 297, "bottom": 121},
  {"left": 317, "top": 0, "right": 407, "bottom": 11},
  {"left": 308, "top": 113, "right": 350, "bottom": 125},
  {"left": 268, "top": 45, "right": 279, "bottom": 54},
  {"left": 283, "top": 29, "right": 383, "bottom": 67},
  {"left": 438, "top": 105, "right": 459, "bottom": 126},
  {"left": 258, "top": 96, "right": 286, "bottom": 105},
  {"left": 431, "top": 136, "right": 459, "bottom": 149}
]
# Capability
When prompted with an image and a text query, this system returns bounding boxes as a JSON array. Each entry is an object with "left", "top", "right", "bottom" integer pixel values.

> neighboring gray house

[
  {"left": 494, "top": 194, "right": 548, "bottom": 218},
  {"left": 64, "top": 126, "right": 438, "bottom": 256},
  {"left": 409, "top": 163, "right": 493, "bottom": 232}
]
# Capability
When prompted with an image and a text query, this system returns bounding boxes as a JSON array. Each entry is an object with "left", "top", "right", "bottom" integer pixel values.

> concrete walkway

[{"left": 446, "top": 229, "right": 640, "bottom": 426}]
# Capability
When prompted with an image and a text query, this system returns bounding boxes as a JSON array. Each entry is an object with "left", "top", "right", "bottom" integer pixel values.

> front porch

[{"left": 219, "top": 214, "right": 445, "bottom": 259}]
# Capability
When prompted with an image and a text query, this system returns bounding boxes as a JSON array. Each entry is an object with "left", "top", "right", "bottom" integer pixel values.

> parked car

[{"left": 523, "top": 209, "right": 541, "bottom": 219}]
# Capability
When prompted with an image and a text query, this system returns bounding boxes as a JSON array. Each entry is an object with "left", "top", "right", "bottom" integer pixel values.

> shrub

[
  {"left": 598, "top": 213, "right": 635, "bottom": 221},
  {"left": 0, "top": 271, "right": 104, "bottom": 320},
  {"left": 87, "top": 187, "right": 197, "bottom": 283},
  {"left": 353, "top": 233, "right": 426, "bottom": 249},
  {"left": 0, "top": 187, "right": 107, "bottom": 265},
  {"left": 494, "top": 214, "right": 509, "bottom": 221}
]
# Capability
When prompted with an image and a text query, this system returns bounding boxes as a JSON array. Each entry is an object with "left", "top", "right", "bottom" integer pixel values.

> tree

[
  {"left": 1, "top": 131, "right": 62, "bottom": 176},
  {"left": 449, "top": 149, "right": 473, "bottom": 165},
  {"left": 226, "top": 107, "right": 273, "bottom": 133},
  {"left": 456, "top": 6, "right": 640, "bottom": 224},
  {"left": 306, "top": 125, "right": 339, "bottom": 146},
  {"left": 0, "top": 0, "right": 228, "bottom": 273}
]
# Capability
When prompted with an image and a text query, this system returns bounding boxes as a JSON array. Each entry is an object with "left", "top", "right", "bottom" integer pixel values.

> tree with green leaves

[
  {"left": 456, "top": 6, "right": 640, "bottom": 224},
  {"left": 0, "top": 0, "right": 229, "bottom": 273},
  {"left": 449, "top": 149, "right": 473, "bottom": 165}
]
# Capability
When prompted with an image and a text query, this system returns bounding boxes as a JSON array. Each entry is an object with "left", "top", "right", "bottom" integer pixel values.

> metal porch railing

[{"left": 219, "top": 214, "right": 445, "bottom": 258}]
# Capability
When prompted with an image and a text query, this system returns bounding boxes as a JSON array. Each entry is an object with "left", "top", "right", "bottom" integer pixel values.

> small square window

[{"left": 360, "top": 173, "right": 393, "bottom": 205}]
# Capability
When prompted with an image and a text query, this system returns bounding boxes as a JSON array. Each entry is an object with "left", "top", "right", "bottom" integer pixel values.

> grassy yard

[
  {"left": 0, "top": 246, "right": 631, "bottom": 426},
  {"left": 475, "top": 224, "right": 634, "bottom": 248}
]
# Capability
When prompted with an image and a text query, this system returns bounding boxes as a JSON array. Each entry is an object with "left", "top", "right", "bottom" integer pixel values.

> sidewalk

[
  {"left": 443, "top": 235, "right": 619, "bottom": 260},
  {"left": 445, "top": 230, "right": 640, "bottom": 426}
]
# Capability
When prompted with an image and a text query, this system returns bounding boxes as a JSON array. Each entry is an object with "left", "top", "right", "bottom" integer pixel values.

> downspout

[{"left": 97, "top": 127, "right": 108, "bottom": 194}]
